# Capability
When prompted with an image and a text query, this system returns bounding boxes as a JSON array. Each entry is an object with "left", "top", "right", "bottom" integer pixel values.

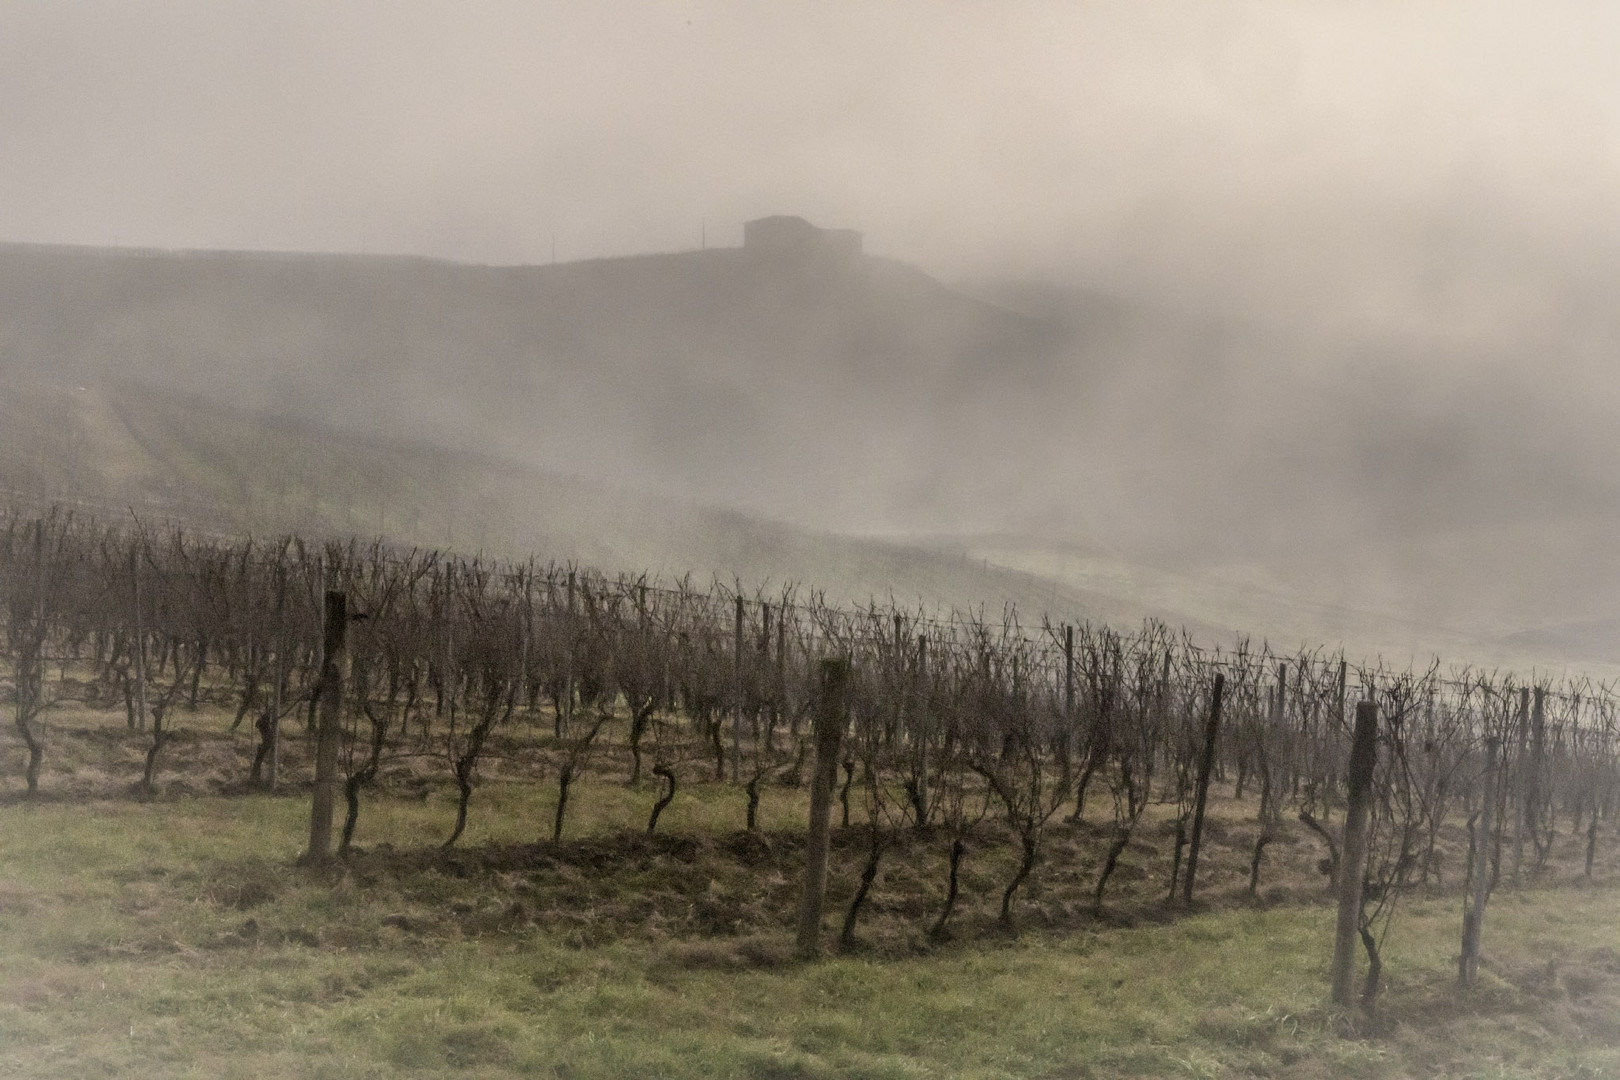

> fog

[
  {"left": 7, "top": 3, "right": 1619, "bottom": 304},
  {"left": 4, "top": 2, "right": 1620, "bottom": 639}
]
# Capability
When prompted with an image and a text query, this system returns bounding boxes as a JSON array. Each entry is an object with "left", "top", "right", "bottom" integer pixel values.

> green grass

[
  {"left": 3, "top": 703, "right": 1620, "bottom": 1077},
  {"left": 5, "top": 780, "right": 1620, "bottom": 1078}
]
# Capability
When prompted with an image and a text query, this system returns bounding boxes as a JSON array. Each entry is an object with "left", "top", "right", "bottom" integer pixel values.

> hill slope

[
  {"left": 0, "top": 377, "right": 1612, "bottom": 673},
  {"left": 5, "top": 239, "right": 1620, "bottom": 664},
  {"left": 0, "top": 378, "right": 1171, "bottom": 626},
  {"left": 0, "top": 241, "right": 1070, "bottom": 533}
]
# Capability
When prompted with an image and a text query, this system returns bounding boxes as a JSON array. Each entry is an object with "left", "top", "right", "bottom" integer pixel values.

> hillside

[
  {"left": 0, "top": 241, "right": 1069, "bottom": 532},
  {"left": 0, "top": 378, "right": 1603, "bottom": 676},
  {"left": 4, "top": 238, "right": 1620, "bottom": 667},
  {"left": 0, "top": 378, "right": 1179, "bottom": 627}
]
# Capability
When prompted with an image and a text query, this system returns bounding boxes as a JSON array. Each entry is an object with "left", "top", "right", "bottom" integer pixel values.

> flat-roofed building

[{"left": 742, "top": 216, "right": 862, "bottom": 260}]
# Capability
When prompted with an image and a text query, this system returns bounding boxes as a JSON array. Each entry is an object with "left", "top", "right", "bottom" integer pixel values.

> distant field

[{"left": 3, "top": 702, "right": 1620, "bottom": 1079}]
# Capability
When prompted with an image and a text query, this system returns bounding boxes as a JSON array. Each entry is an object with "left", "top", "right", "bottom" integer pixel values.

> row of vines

[{"left": 4, "top": 509, "right": 1618, "bottom": 999}]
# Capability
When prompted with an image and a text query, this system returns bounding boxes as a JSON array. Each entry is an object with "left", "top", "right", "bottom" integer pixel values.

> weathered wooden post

[
  {"left": 891, "top": 612, "right": 905, "bottom": 747},
  {"left": 1512, "top": 685, "right": 1529, "bottom": 881},
  {"left": 1159, "top": 648, "right": 1173, "bottom": 731},
  {"left": 732, "top": 594, "right": 745, "bottom": 783},
  {"left": 560, "top": 568, "right": 575, "bottom": 737},
  {"left": 520, "top": 564, "right": 535, "bottom": 713},
  {"left": 266, "top": 557, "right": 286, "bottom": 791},
  {"left": 1459, "top": 736, "right": 1499, "bottom": 985},
  {"left": 1527, "top": 685, "right": 1546, "bottom": 865},
  {"left": 130, "top": 544, "right": 148, "bottom": 733},
  {"left": 779, "top": 608, "right": 792, "bottom": 742},
  {"left": 442, "top": 560, "right": 457, "bottom": 721},
  {"left": 1266, "top": 662, "right": 1287, "bottom": 817},
  {"left": 913, "top": 633, "right": 929, "bottom": 827},
  {"left": 15, "top": 519, "right": 49, "bottom": 794},
  {"left": 797, "top": 657, "right": 849, "bottom": 959},
  {"left": 1182, "top": 672, "right": 1225, "bottom": 904},
  {"left": 761, "top": 601, "right": 774, "bottom": 751},
  {"left": 303, "top": 590, "right": 348, "bottom": 867},
  {"left": 1063, "top": 624, "right": 1075, "bottom": 769},
  {"left": 1331, "top": 701, "right": 1379, "bottom": 1006},
  {"left": 1323, "top": 657, "right": 1347, "bottom": 822}
]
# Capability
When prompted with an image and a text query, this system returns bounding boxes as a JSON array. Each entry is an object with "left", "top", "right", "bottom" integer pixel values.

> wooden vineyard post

[
  {"left": 303, "top": 590, "right": 348, "bottom": 867},
  {"left": 914, "top": 633, "right": 928, "bottom": 827},
  {"left": 1063, "top": 625, "right": 1075, "bottom": 771},
  {"left": 778, "top": 610, "right": 790, "bottom": 738},
  {"left": 1528, "top": 686, "right": 1546, "bottom": 868},
  {"left": 520, "top": 565, "right": 535, "bottom": 716},
  {"left": 561, "top": 569, "right": 576, "bottom": 738},
  {"left": 1331, "top": 701, "right": 1379, "bottom": 1006},
  {"left": 1512, "top": 686, "right": 1529, "bottom": 882},
  {"left": 761, "top": 602, "right": 773, "bottom": 751},
  {"left": 1460, "top": 736, "right": 1499, "bottom": 986},
  {"left": 266, "top": 557, "right": 287, "bottom": 791},
  {"left": 1325, "top": 658, "right": 1347, "bottom": 821},
  {"left": 131, "top": 544, "right": 148, "bottom": 733},
  {"left": 15, "top": 520, "right": 48, "bottom": 794},
  {"left": 733, "top": 594, "right": 744, "bottom": 783},
  {"left": 797, "top": 657, "right": 849, "bottom": 959},
  {"left": 1263, "top": 662, "right": 1287, "bottom": 823},
  {"left": 1182, "top": 672, "right": 1225, "bottom": 904},
  {"left": 892, "top": 612, "right": 904, "bottom": 750}
]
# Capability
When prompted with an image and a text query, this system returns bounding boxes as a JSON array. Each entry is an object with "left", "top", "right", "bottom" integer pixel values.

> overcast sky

[{"left": 3, "top": 2, "right": 1618, "bottom": 334}]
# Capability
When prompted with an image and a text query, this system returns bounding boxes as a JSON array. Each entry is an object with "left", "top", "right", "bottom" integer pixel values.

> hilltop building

[{"left": 742, "top": 215, "right": 862, "bottom": 260}]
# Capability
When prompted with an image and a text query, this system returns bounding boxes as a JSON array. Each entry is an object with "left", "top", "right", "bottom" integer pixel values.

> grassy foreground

[{"left": 4, "top": 780, "right": 1620, "bottom": 1079}]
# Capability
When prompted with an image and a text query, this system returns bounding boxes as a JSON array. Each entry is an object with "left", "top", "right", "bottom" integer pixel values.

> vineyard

[{"left": 6, "top": 506, "right": 1620, "bottom": 984}]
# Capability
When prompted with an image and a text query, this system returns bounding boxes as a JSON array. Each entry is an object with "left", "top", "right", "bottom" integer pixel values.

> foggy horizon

[{"left": 6, "top": 3, "right": 1620, "bottom": 331}]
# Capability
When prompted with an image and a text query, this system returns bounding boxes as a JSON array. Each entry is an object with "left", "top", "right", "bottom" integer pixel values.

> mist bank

[
  {"left": 1, "top": 238, "right": 1616, "bottom": 635},
  {"left": 0, "top": 378, "right": 1186, "bottom": 630}
]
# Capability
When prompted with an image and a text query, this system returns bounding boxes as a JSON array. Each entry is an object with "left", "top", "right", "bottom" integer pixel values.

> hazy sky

[{"left": 4, "top": 2, "right": 1619, "bottom": 335}]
